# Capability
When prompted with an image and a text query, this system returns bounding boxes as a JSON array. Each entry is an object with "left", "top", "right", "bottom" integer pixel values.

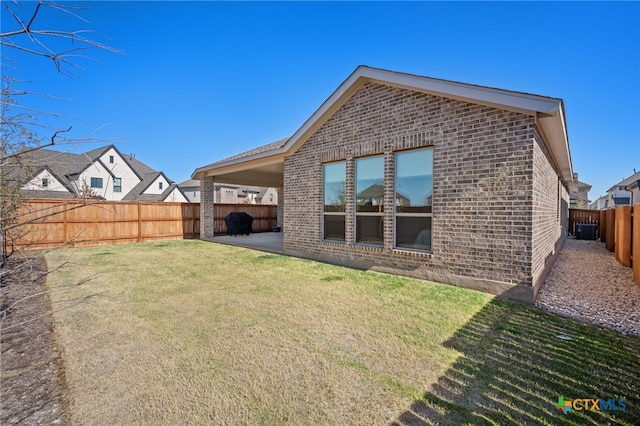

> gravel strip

[{"left": 536, "top": 238, "right": 640, "bottom": 337}]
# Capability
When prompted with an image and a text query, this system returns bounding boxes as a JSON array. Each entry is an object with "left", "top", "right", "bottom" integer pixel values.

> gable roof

[
  {"left": 178, "top": 179, "right": 201, "bottom": 188},
  {"left": 8, "top": 144, "right": 160, "bottom": 198},
  {"left": 121, "top": 183, "right": 184, "bottom": 201},
  {"left": 122, "top": 171, "right": 185, "bottom": 202},
  {"left": 193, "top": 65, "right": 573, "bottom": 183},
  {"left": 607, "top": 171, "right": 640, "bottom": 192}
]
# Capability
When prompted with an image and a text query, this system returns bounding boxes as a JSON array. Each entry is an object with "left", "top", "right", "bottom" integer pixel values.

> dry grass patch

[
  {"left": 45, "top": 240, "right": 640, "bottom": 425},
  {"left": 45, "top": 240, "right": 485, "bottom": 424}
]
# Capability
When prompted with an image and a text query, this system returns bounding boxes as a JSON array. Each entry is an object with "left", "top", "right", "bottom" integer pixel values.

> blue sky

[{"left": 3, "top": 1, "right": 639, "bottom": 199}]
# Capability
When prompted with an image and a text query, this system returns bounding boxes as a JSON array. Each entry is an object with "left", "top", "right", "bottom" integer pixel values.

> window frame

[
  {"left": 113, "top": 177, "right": 122, "bottom": 193},
  {"left": 109, "top": 155, "right": 114, "bottom": 164},
  {"left": 322, "top": 161, "right": 347, "bottom": 242},
  {"left": 355, "top": 155, "right": 385, "bottom": 246},
  {"left": 90, "top": 177, "right": 103, "bottom": 189},
  {"left": 393, "top": 147, "right": 433, "bottom": 252}
]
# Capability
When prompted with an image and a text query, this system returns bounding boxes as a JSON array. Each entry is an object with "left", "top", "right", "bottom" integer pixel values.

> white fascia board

[
  {"left": 357, "top": 67, "right": 563, "bottom": 114},
  {"left": 536, "top": 106, "right": 573, "bottom": 182},
  {"left": 193, "top": 153, "right": 285, "bottom": 179}
]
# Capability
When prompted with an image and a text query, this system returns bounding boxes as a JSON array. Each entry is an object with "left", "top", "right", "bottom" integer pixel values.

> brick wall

[
  {"left": 200, "top": 176, "right": 215, "bottom": 239},
  {"left": 530, "top": 126, "right": 570, "bottom": 297},
  {"left": 283, "top": 82, "right": 547, "bottom": 301}
]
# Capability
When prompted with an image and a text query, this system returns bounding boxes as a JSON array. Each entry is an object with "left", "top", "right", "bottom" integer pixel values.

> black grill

[{"left": 225, "top": 212, "right": 253, "bottom": 236}]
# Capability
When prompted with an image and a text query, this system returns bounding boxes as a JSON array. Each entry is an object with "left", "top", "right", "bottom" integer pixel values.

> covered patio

[{"left": 192, "top": 138, "right": 287, "bottom": 242}]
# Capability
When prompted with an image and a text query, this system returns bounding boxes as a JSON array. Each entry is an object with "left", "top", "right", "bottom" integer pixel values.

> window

[
  {"left": 113, "top": 177, "right": 122, "bottom": 193},
  {"left": 159, "top": 182, "right": 163, "bottom": 190},
  {"left": 323, "top": 161, "right": 346, "bottom": 241},
  {"left": 42, "top": 178, "right": 49, "bottom": 188},
  {"left": 355, "top": 156, "right": 384, "bottom": 245},
  {"left": 109, "top": 155, "right": 114, "bottom": 164},
  {"left": 395, "top": 148, "right": 433, "bottom": 251},
  {"left": 269, "top": 194, "right": 273, "bottom": 203},
  {"left": 90, "top": 177, "right": 103, "bottom": 188}
]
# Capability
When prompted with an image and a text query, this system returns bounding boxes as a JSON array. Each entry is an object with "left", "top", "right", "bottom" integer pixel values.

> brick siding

[
  {"left": 531, "top": 126, "right": 569, "bottom": 296},
  {"left": 283, "top": 82, "right": 562, "bottom": 302},
  {"left": 200, "top": 176, "right": 215, "bottom": 239}
]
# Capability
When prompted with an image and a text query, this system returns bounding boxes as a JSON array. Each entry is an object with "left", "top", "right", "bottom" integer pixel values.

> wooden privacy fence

[
  {"left": 9, "top": 199, "right": 200, "bottom": 250},
  {"left": 568, "top": 208, "right": 600, "bottom": 239},
  {"left": 213, "top": 204, "right": 277, "bottom": 235},
  {"left": 597, "top": 204, "right": 639, "bottom": 286}
]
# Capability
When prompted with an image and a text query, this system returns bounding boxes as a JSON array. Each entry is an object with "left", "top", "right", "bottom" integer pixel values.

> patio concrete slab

[{"left": 207, "top": 232, "right": 284, "bottom": 254}]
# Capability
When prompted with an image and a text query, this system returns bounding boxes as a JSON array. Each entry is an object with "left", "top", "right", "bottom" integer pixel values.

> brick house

[{"left": 193, "top": 66, "right": 573, "bottom": 303}]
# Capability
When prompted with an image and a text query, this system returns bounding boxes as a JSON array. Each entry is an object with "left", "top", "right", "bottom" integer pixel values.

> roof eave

[
  {"left": 536, "top": 104, "right": 573, "bottom": 183},
  {"left": 192, "top": 152, "right": 286, "bottom": 180},
  {"left": 359, "top": 66, "right": 564, "bottom": 114}
]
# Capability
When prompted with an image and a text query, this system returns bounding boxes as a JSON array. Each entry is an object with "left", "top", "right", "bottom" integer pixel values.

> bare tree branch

[
  {"left": 0, "top": 273, "right": 99, "bottom": 319},
  {"left": 1, "top": 290, "right": 108, "bottom": 332},
  {"left": 1, "top": 1, "right": 123, "bottom": 75}
]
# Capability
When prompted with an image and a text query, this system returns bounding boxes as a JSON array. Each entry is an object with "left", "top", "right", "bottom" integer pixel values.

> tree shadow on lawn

[{"left": 391, "top": 298, "right": 640, "bottom": 425}]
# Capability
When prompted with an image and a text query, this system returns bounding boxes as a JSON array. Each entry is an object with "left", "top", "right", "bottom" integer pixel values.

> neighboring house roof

[
  {"left": 178, "top": 179, "right": 201, "bottom": 188},
  {"left": 193, "top": 65, "right": 572, "bottom": 184},
  {"left": 7, "top": 144, "right": 175, "bottom": 201},
  {"left": 607, "top": 171, "right": 640, "bottom": 192},
  {"left": 126, "top": 154, "right": 157, "bottom": 178},
  {"left": 35, "top": 166, "right": 77, "bottom": 194},
  {"left": 18, "top": 189, "right": 76, "bottom": 199},
  {"left": 122, "top": 183, "right": 184, "bottom": 201},
  {"left": 4, "top": 148, "right": 82, "bottom": 190},
  {"left": 122, "top": 171, "right": 176, "bottom": 201}
]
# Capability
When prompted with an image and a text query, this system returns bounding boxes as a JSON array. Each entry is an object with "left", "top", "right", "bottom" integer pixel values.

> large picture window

[
  {"left": 323, "top": 161, "right": 346, "bottom": 241},
  {"left": 395, "top": 148, "right": 433, "bottom": 251},
  {"left": 355, "top": 155, "right": 384, "bottom": 245}
]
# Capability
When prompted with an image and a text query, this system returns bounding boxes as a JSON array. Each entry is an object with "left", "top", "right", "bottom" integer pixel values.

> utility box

[{"left": 576, "top": 224, "right": 597, "bottom": 240}]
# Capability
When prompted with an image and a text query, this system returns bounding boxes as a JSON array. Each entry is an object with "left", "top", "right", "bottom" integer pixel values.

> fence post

[
  {"left": 63, "top": 201, "right": 68, "bottom": 246},
  {"left": 137, "top": 202, "right": 142, "bottom": 243},
  {"left": 605, "top": 209, "right": 615, "bottom": 252},
  {"left": 615, "top": 206, "right": 632, "bottom": 267},
  {"left": 599, "top": 210, "right": 606, "bottom": 242},
  {"left": 633, "top": 204, "right": 639, "bottom": 286}
]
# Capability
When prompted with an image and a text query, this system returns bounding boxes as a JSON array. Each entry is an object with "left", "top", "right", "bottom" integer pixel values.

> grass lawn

[{"left": 45, "top": 240, "right": 640, "bottom": 425}]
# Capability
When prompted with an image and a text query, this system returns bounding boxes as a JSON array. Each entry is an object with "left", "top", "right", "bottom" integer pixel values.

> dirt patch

[{"left": 0, "top": 253, "right": 68, "bottom": 425}]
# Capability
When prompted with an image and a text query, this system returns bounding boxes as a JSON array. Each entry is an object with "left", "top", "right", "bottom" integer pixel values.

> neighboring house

[
  {"left": 589, "top": 194, "right": 608, "bottom": 210},
  {"left": 568, "top": 172, "right": 591, "bottom": 209},
  {"left": 178, "top": 179, "right": 278, "bottom": 205},
  {"left": 599, "top": 171, "right": 640, "bottom": 208},
  {"left": 255, "top": 187, "right": 278, "bottom": 205},
  {"left": 10, "top": 145, "right": 188, "bottom": 202},
  {"left": 178, "top": 179, "right": 201, "bottom": 203},
  {"left": 193, "top": 66, "right": 573, "bottom": 303}
]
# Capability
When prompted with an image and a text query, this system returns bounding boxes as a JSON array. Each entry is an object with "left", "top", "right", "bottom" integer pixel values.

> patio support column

[
  {"left": 200, "top": 176, "right": 215, "bottom": 239},
  {"left": 277, "top": 185, "right": 284, "bottom": 228}
]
